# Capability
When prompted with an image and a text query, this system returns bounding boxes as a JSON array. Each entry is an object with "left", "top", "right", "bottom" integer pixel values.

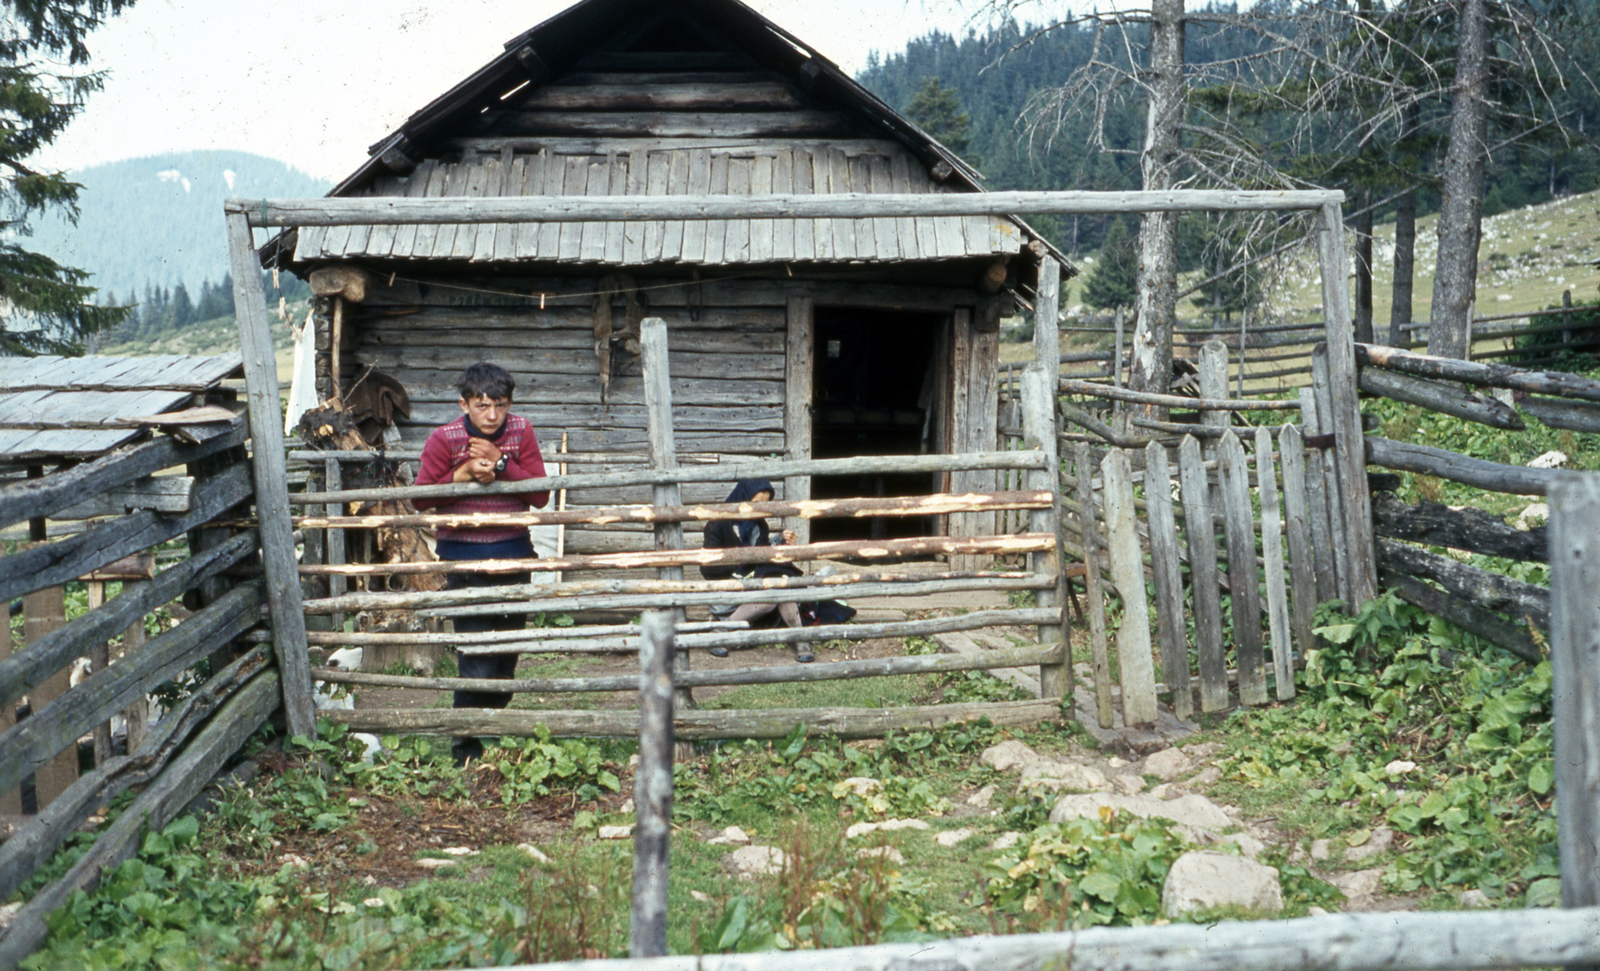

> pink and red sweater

[{"left": 413, "top": 414, "right": 549, "bottom": 544}]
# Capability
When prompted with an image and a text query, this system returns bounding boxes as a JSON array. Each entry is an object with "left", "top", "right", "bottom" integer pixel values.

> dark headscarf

[{"left": 724, "top": 478, "right": 774, "bottom": 546}]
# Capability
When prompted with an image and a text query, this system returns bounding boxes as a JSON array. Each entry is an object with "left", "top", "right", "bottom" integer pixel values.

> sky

[{"left": 37, "top": 0, "right": 1072, "bottom": 183}]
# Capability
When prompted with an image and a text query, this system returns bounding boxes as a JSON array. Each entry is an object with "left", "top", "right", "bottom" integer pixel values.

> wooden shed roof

[
  {"left": 266, "top": 0, "right": 1071, "bottom": 272},
  {"left": 0, "top": 354, "right": 242, "bottom": 461}
]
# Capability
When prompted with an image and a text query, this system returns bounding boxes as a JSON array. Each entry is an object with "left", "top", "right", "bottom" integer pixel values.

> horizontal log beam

[
  {"left": 0, "top": 464, "right": 253, "bottom": 603},
  {"left": 285, "top": 451, "right": 1047, "bottom": 506},
  {"left": 315, "top": 643, "right": 1062, "bottom": 693},
  {"left": 306, "top": 619, "right": 750, "bottom": 647},
  {"left": 0, "top": 418, "right": 246, "bottom": 529},
  {"left": 1356, "top": 368, "right": 1524, "bottom": 430},
  {"left": 1355, "top": 343, "right": 1600, "bottom": 403},
  {"left": 0, "top": 581, "right": 265, "bottom": 798},
  {"left": 227, "top": 190, "right": 1346, "bottom": 227},
  {"left": 1365, "top": 436, "right": 1573, "bottom": 497},
  {"left": 287, "top": 491, "right": 1050, "bottom": 530},
  {"left": 0, "top": 644, "right": 273, "bottom": 905},
  {"left": 1383, "top": 571, "right": 1542, "bottom": 663},
  {"left": 1371, "top": 493, "right": 1548, "bottom": 562},
  {"left": 321, "top": 697, "right": 1061, "bottom": 739},
  {"left": 0, "top": 530, "right": 258, "bottom": 711},
  {"left": 1378, "top": 538, "right": 1549, "bottom": 628},
  {"left": 296, "top": 534, "right": 1054, "bottom": 580},
  {"left": 302, "top": 571, "right": 1043, "bottom": 615},
  {"left": 1518, "top": 395, "right": 1600, "bottom": 434},
  {"left": 52, "top": 476, "right": 195, "bottom": 519},
  {"left": 1059, "top": 378, "right": 1300, "bottom": 411}
]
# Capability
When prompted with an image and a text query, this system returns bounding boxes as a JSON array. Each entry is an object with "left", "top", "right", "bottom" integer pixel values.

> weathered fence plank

[
  {"left": 1310, "top": 345, "right": 1354, "bottom": 605},
  {"left": 1549, "top": 477, "right": 1600, "bottom": 937},
  {"left": 1102, "top": 449, "right": 1157, "bottom": 726},
  {"left": 1220, "top": 432, "right": 1266, "bottom": 706},
  {"left": 631, "top": 612, "right": 673, "bottom": 958},
  {"left": 1143, "top": 442, "right": 1191, "bottom": 720},
  {"left": 1021, "top": 365, "right": 1068, "bottom": 700},
  {"left": 1278, "top": 424, "right": 1319, "bottom": 678},
  {"left": 1255, "top": 427, "right": 1294, "bottom": 701},
  {"left": 1074, "top": 442, "right": 1114, "bottom": 728},
  {"left": 1179, "top": 436, "right": 1229, "bottom": 713},
  {"left": 1298, "top": 387, "right": 1340, "bottom": 602}
]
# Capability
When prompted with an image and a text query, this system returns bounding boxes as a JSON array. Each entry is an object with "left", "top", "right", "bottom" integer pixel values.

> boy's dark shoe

[{"left": 452, "top": 738, "right": 484, "bottom": 766}]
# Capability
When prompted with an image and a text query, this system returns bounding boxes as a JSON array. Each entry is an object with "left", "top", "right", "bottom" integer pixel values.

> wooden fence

[
  {"left": 0, "top": 415, "right": 286, "bottom": 967},
  {"left": 294, "top": 321, "right": 1072, "bottom": 740}
]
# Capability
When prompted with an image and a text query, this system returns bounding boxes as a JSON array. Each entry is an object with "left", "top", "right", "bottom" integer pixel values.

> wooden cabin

[{"left": 264, "top": 0, "right": 1070, "bottom": 558}]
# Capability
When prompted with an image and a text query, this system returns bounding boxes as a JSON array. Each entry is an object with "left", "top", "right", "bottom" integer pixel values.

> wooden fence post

[
  {"left": 1178, "top": 436, "right": 1229, "bottom": 713},
  {"left": 640, "top": 318, "right": 691, "bottom": 713},
  {"left": 1021, "top": 365, "right": 1069, "bottom": 703},
  {"left": 785, "top": 296, "right": 814, "bottom": 547},
  {"left": 630, "top": 610, "right": 674, "bottom": 959},
  {"left": 227, "top": 211, "right": 316, "bottom": 740},
  {"left": 1144, "top": 441, "right": 1192, "bottom": 720},
  {"left": 1310, "top": 349, "right": 1352, "bottom": 604},
  {"left": 1198, "top": 341, "right": 1230, "bottom": 451},
  {"left": 1255, "top": 427, "right": 1295, "bottom": 701},
  {"left": 1298, "top": 386, "right": 1341, "bottom": 603},
  {"left": 1278, "top": 424, "right": 1318, "bottom": 686},
  {"left": 1548, "top": 475, "right": 1600, "bottom": 944},
  {"left": 1074, "top": 442, "right": 1115, "bottom": 728},
  {"left": 1220, "top": 431, "right": 1267, "bottom": 706},
  {"left": 1102, "top": 448, "right": 1157, "bottom": 726},
  {"left": 1034, "top": 259, "right": 1061, "bottom": 372}
]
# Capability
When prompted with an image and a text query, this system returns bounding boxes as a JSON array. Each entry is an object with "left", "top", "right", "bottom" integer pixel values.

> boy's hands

[
  {"left": 453, "top": 457, "right": 497, "bottom": 484},
  {"left": 467, "top": 438, "right": 502, "bottom": 465}
]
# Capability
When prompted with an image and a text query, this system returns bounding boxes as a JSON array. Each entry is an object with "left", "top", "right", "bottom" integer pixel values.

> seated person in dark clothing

[
  {"left": 412, "top": 362, "right": 549, "bottom": 763},
  {"left": 700, "top": 478, "right": 810, "bottom": 662}
]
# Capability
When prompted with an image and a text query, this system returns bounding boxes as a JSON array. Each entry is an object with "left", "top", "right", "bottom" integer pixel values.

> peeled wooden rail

[
  {"left": 1355, "top": 342, "right": 1600, "bottom": 402},
  {"left": 286, "top": 450, "right": 1048, "bottom": 507},
  {"left": 315, "top": 641, "right": 1061, "bottom": 693},
  {"left": 322, "top": 697, "right": 1061, "bottom": 740},
  {"left": 1059, "top": 377, "right": 1302, "bottom": 412},
  {"left": 301, "top": 619, "right": 750, "bottom": 647},
  {"left": 295, "top": 533, "right": 1055, "bottom": 580},
  {"left": 1365, "top": 436, "right": 1573, "bottom": 496},
  {"left": 286, "top": 491, "right": 1050, "bottom": 530}
]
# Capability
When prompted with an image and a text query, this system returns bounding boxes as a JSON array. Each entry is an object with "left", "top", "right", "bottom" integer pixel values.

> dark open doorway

[{"left": 810, "top": 308, "right": 943, "bottom": 543}]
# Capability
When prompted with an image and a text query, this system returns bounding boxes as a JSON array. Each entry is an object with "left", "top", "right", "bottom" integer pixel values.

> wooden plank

[
  {"left": 949, "top": 309, "right": 975, "bottom": 565},
  {"left": 619, "top": 149, "right": 645, "bottom": 264},
  {"left": 407, "top": 161, "right": 448, "bottom": 258},
  {"left": 468, "top": 110, "right": 863, "bottom": 139},
  {"left": 889, "top": 152, "right": 920, "bottom": 260},
  {"left": 660, "top": 150, "right": 689, "bottom": 261},
  {"left": 601, "top": 152, "right": 627, "bottom": 263},
  {"left": 631, "top": 611, "right": 673, "bottom": 958},
  {"left": 721, "top": 155, "right": 749, "bottom": 263},
  {"left": 381, "top": 159, "right": 431, "bottom": 258},
  {"left": 1073, "top": 441, "right": 1114, "bottom": 727},
  {"left": 1144, "top": 442, "right": 1192, "bottom": 720},
  {"left": 455, "top": 159, "right": 492, "bottom": 259},
  {"left": 1256, "top": 427, "right": 1295, "bottom": 702},
  {"left": 1020, "top": 366, "right": 1067, "bottom": 701},
  {"left": 1178, "top": 435, "right": 1229, "bottom": 713},
  {"left": 785, "top": 296, "right": 814, "bottom": 546},
  {"left": 468, "top": 157, "right": 502, "bottom": 261},
  {"left": 1101, "top": 448, "right": 1158, "bottom": 726},
  {"left": 770, "top": 149, "right": 794, "bottom": 261},
  {"left": 534, "top": 150, "right": 563, "bottom": 260},
  {"left": 431, "top": 160, "right": 473, "bottom": 259},
  {"left": 226, "top": 210, "right": 315, "bottom": 740},
  {"left": 827, "top": 149, "right": 857, "bottom": 259},
  {"left": 557, "top": 155, "right": 589, "bottom": 261},
  {"left": 22, "top": 581, "right": 75, "bottom": 808},
  {"left": 1220, "top": 431, "right": 1267, "bottom": 706},
  {"left": 1310, "top": 345, "right": 1353, "bottom": 603},
  {"left": 869, "top": 154, "right": 900, "bottom": 261},
  {"left": 1034, "top": 258, "right": 1060, "bottom": 370},
  {"left": 748, "top": 153, "right": 774, "bottom": 264},
  {"left": 848, "top": 155, "right": 876, "bottom": 259},
  {"left": 493, "top": 156, "right": 525, "bottom": 259},
  {"left": 1547, "top": 476, "right": 1600, "bottom": 927},
  {"left": 582, "top": 157, "right": 612, "bottom": 262},
  {"left": 1279, "top": 423, "right": 1319, "bottom": 683},
  {"left": 1358, "top": 367, "right": 1523, "bottom": 430},
  {"left": 791, "top": 148, "right": 815, "bottom": 258},
  {"left": 1299, "top": 386, "right": 1340, "bottom": 602},
  {"left": 52, "top": 475, "right": 193, "bottom": 519},
  {"left": 703, "top": 153, "right": 729, "bottom": 264},
  {"left": 523, "top": 82, "right": 803, "bottom": 112},
  {"left": 678, "top": 149, "right": 710, "bottom": 263}
]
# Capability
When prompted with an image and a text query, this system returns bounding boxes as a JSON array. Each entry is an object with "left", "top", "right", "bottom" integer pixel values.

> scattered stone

[
  {"left": 935, "top": 828, "right": 975, "bottom": 847},
  {"left": 517, "top": 843, "right": 551, "bottom": 864},
  {"left": 1112, "top": 775, "right": 1146, "bottom": 796},
  {"left": 1330, "top": 868, "right": 1383, "bottom": 900},
  {"left": 619, "top": 798, "right": 635, "bottom": 814},
  {"left": 1516, "top": 504, "right": 1550, "bottom": 531},
  {"left": 1459, "top": 889, "right": 1492, "bottom": 909},
  {"left": 363, "top": 897, "right": 386, "bottom": 908},
  {"left": 279, "top": 853, "right": 310, "bottom": 870},
  {"left": 1106, "top": 756, "right": 1131, "bottom": 769},
  {"left": 0, "top": 902, "right": 19, "bottom": 931},
  {"left": 1189, "top": 766, "right": 1222, "bottom": 786},
  {"left": 857, "top": 846, "right": 905, "bottom": 864},
  {"left": 1310, "top": 839, "right": 1333, "bottom": 862},
  {"left": 1383, "top": 760, "right": 1417, "bottom": 776},
  {"left": 1307, "top": 906, "right": 1330, "bottom": 917},
  {"left": 1143, "top": 748, "right": 1194, "bottom": 782},
  {"left": 1162, "top": 851, "right": 1283, "bottom": 917},
  {"left": 707, "top": 826, "right": 751, "bottom": 845},
  {"left": 980, "top": 740, "right": 1041, "bottom": 773},
  {"left": 441, "top": 846, "right": 478, "bottom": 857},
  {"left": 597, "top": 825, "right": 635, "bottom": 840},
  {"left": 1527, "top": 451, "right": 1569, "bottom": 469},
  {"left": 1344, "top": 828, "right": 1395, "bottom": 862},
  {"left": 838, "top": 777, "right": 883, "bottom": 798},
  {"left": 1050, "top": 792, "right": 1234, "bottom": 831},
  {"left": 1223, "top": 833, "right": 1268, "bottom": 860},
  {"left": 728, "top": 845, "right": 786, "bottom": 878},
  {"left": 362, "top": 875, "right": 376, "bottom": 886},
  {"left": 628, "top": 754, "right": 640, "bottom": 768},
  {"left": 416, "top": 858, "right": 457, "bottom": 869},
  {"left": 988, "top": 832, "right": 1024, "bottom": 851},
  {"left": 1183, "top": 742, "right": 1224, "bottom": 759},
  {"left": 846, "top": 818, "right": 929, "bottom": 839},
  {"left": 1019, "top": 761, "right": 1108, "bottom": 794},
  {"left": 966, "top": 785, "right": 996, "bottom": 808},
  {"left": 690, "top": 890, "right": 712, "bottom": 903}
]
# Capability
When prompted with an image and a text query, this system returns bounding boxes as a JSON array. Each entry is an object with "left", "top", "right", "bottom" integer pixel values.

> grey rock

[
  {"left": 1112, "top": 774, "right": 1147, "bottom": 796},
  {"left": 727, "top": 845, "right": 786, "bottom": 879},
  {"left": 1458, "top": 889, "right": 1492, "bottom": 909},
  {"left": 1143, "top": 747, "right": 1195, "bottom": 782},
  {"left": 1020, "top": 761, "right": 1109, "bottom": 794},
  {"left": 1310, "top": 839, "right": 1334, "bottom": 861},
  {"left": 1189, "top": 766, "right": 1223, "bottom": 786},
  {"left": 989, "top": 831, "right": 1024, "bottom": 851},
  {"left": 966, "top": 785, "right": 996, "bottom": 808},
  {"left": 1162, "top": 851, "right": 1283, "bottom": 916},
  {"left": 1330, "top": 868, "right": 1383, "bottom": 899},
  {"left": 1345, "top": 828, "right": 1395, "bottom": 862},
  {"left": 981, "top": 740, "right": 1042, "bottom": 773},
  {"left": 1050, "top": 792, "right": 1234, "bottom": 831}
]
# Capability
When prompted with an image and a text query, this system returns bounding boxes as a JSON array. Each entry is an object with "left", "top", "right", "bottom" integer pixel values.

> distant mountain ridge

[{"left": 28, "top": 150, "right": 330, "bottom": 302}]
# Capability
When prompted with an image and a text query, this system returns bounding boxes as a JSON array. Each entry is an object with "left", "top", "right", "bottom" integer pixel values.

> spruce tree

[
  {"left": 1081, "top": 218, "right": 1138, "bottom": 311},
  {"left": 0, "top": 0, "right": 135, "bottom": 355},
  {"left": 904, "top": 78, "right": 981, "bottom": 168}
]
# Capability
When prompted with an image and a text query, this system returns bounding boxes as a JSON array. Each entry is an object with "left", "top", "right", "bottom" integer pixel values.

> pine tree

[
  {"left": 904, "top": 78, "right": 981, "bottom": 168},
  {"left": 1081, "top": 218, "right": 1138, "bottom": 311},
  {"left": 0, "top": 0, "right": 135, "bottom": 355}
]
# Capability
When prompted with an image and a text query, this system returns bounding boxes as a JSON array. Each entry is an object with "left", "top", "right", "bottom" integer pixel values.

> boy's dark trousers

[{"left": 441, "top": 535, "right": 533, "bottom": 762}]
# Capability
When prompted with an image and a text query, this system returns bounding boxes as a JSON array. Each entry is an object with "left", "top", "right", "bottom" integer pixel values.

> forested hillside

[
  {"left": 857, "top": 10, "right": 1600, "bottom": 259},
  {"left": 28, "top": 150, "right": 328, "bottom": 304}
]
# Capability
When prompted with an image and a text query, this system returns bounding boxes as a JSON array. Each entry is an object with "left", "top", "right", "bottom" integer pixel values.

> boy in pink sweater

[{"left": 414, "top": 362, "right": 549, "bottom": 763}]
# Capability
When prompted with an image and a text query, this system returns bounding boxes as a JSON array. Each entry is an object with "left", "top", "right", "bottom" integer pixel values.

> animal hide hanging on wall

[{"left": 593, "top": 272, "right": 646, "bottom": 403}]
